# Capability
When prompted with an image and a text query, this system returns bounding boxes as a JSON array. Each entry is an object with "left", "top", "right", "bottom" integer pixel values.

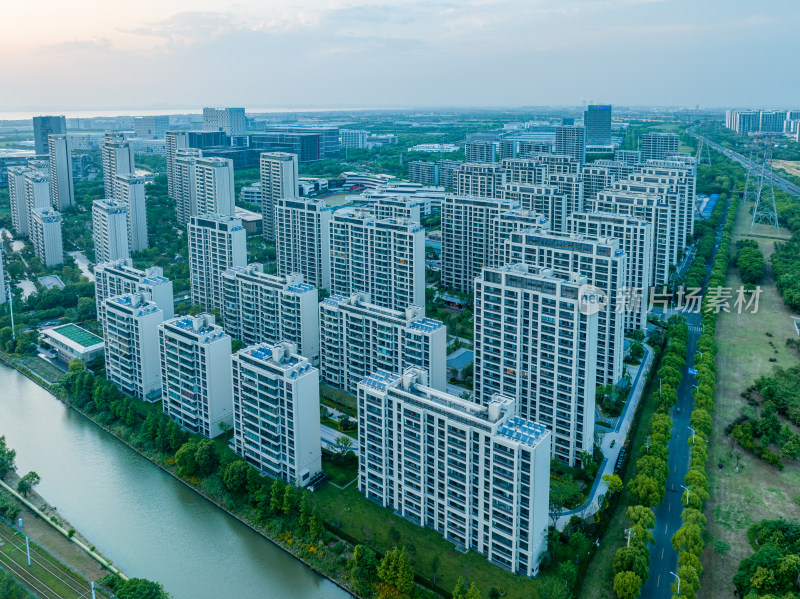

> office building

[
  {"left": 554, "top": 125, "right": 586, "bottom": 164},
  {"left": 114, "top": 174, "right": 149, "bottom": 252},
  {"left": 30, "top": 207, "right": 64, "bottom": 267},
  {"left": 320, "top": 293, "right": 446, "bottom": 393},
  {"left": 102, "top": 133, "right": 135, "bottom": 198},
  {"left": 340, "top": 129, "right": 368, "bottom": 149},
  {"left": 133, "top": 115, "right": 169, "bottom": 140},
  {"left": 581, "top": 165, "right": 615, "bottom": 200},
  {"left": 408, "top": 161, "right": 439, "bottom": 186},
  {"left": 454, "top": 163, "right": 507, "bottom": 198},
  {"left": 159, "top": 314, "right": 233, "bottom": 439},
  {"left": 232, "top": 341, "right": 322, "bottom": 487},
  {"left": 357, "top": 367, "right": 551, "bottom": 576},
  {"left": 263, "top": 125, "right": 340, "bottom": 158},
  {"left": 33, "top": 116, "right": 66, "bottom": 155},
  {"left": 640, "top": 132, "right": 679, "bottom": 161},
  {"left": 260, "top": 152, "right": 298, "bottom": 240},
  {"left": 472, "top": 264, "right": 598, "bottom": 465},
  {"left": 503, "top": 230, "right": 625, "bottom": 387},
  {"left": 92, "top": 200, "right": 130, "bottom": 263},
  {"left": 440, "top": 195, "right": 518, "bottom": 292},
  {"left": 568, "top": 212, "right": 652, "bottom": 332},
  {"left": 222, "top": 266, "right": 319, "bottom": 363},
  {"left": 48, "top": 134, "right": 74, "bottom": 210},
  {"left": 329, "top": 208, "right": 425, "bottom": 311},
  {"left": 103, "top": 291, "right": 163, "bottom": 402},
  {"left": 275, "top": 197, "right": 332, "bottom": 291},
  {"left": 589, "top": 190, "right": 673, "bottom": 285},
  {"left": 94, "top": 258, "right": 174, "bottom": 323},
  {"left": 188, "top": 214, "right": 247, "bottom": 312},
  {"left": 203, "top": 107, "right": 246, "bottom": 136},
  {"left": 584, "top": 105, "right": 612, "bottom": 145},
  {"left": 24, "top": 169, "right": 51, "bottom": 235}
]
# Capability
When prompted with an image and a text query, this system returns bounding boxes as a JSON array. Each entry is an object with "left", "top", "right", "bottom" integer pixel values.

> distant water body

[{"left": 0, "top": 107, "right": 394, "bottom": 121}]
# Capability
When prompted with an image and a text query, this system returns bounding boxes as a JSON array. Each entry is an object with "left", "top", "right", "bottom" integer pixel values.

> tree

[
  {"left": 629, "top": 342, "right": 645, "bottom": 362},
  {"left": 282, "top": 485, "right": 295, "bottom": 516},
  {"left": 16, "top": 471, "right": 40, "bottom": 497},
  {"left": 269, "top": 478, "right": 285, "bottom": 514},
  {"left": 452, "top": 577, "right": 468, "bottom": 599},
  {"left": 377, "top": 547, "right": 414, "bottom": 596},
  {"left": 221, "top": 460, "right": 250, "bottom": 496},
  {"left": 626, "top": 505, "right": 656, "bottom": 530},
  {"left": 350, "top": 545, "right": 379, "bottom": 592},
  {"left": 113, "top": 577, "right": 171, "bottom": 599},
  {"left": 332, "top": 435, "right": 354, "bottom": 461},
  {"left": 569, "top": 531, "right": 592, "bottom": 563},
  {"left": 193, "top": 439, "right": 218, "bottom": 476},
  {"left": 175, "top": 441, "right": 199, "bottom": 476},
  {"left": 309, "top": 507, "right": 323, "bottom": 540},
  {"left": 0, "top": 436, "right": 16, "bottom": 479},
  {"left": 672, "top": 523, "right": 704, "bottom": 557},
  {"left": 613, "top": 545, "right": 649, "bottom": 582},
  {"left": 603, "top": 473, "right": 624, "bottom": 494},
  {"left": 613, "top": 570, "right": 643, "bottom": 599}
]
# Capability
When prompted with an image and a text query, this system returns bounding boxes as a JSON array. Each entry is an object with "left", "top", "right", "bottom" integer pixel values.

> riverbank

[{"left": 0, "top": 352, "right": 360, "bottom": 598}]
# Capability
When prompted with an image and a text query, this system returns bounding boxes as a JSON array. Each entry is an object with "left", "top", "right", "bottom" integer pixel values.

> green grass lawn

[
  {"left": 320, "top": 384, "right": 358, "bottom": 416},
  {"left": 322, "top": 452, "right": 358, "bottom": 487},
  {"left": 14, "top": 355, "right": 65, "bottom": 385}
]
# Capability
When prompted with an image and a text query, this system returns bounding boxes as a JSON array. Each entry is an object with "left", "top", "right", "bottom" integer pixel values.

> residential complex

[
  {"left": 554, "top": 125, "right": 586, "bottom": 164},
  {"left": 188, "top": 214, "right": 247, "bottom": 312},
  {"left": 454, "top": 163, "right": 507, "bottom": 198},
  {"left": 159, "top": 314, "right": 233, "bottom": 439},
  {"left": 29, "top": 207, "right": 64, "bottom": 267},
  {"left": 275, "top": 197, "right": 332, "bottom": 290},
  {"left": 24, "top": 168, "right": 51, "bottom": 235},
  {"left": 221, "top": 265, "right": 320, "bottom": 363},
  {"left": 319, "top": 293, "right": 446, "bottom": 393},
  {"left": 48, "top": 134, "right": 74, "bottom": 210},
  {"left": 102, "top": 133, "right": 135, "bottom": 199},
  {"left": 472, "top": 264, "right": 598, "bottom": 466},
  {"left": 95, "top": 258, "right": 174, "bottom": 323},
  {"left": 231, "top": 341, "right": 322, "bottom": 487},
  {"left": 114, "top": 174, "right": 149, "bottom": 252},
  {"left": 260, "top": 152, "right": 299, "bottom": 240},
  {"left": 172, "top": 154, "right": 235, "bottom": 224},
  {"left": 357, "top": 368, "right": 551, "bottom": 576},
  {"left": 640, "top": 132, "right": 679, "bottom": 161},
  {"left": 92, "top": 199, "right": 130, "bottom": 263}
]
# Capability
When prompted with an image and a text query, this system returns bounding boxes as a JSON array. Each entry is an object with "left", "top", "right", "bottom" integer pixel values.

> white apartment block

[
  {"left": 275, "top": 197, "right": 332, "bottom": 291},
  {"left": 454, "top": 163, "right": 507, "bottom": 198},
  {"left": 159, "top": 313, "right": 233, "bottom": 439},
  {"left": 487, "top": 209, "right": 549, "bottom": 268},
  {"left": 173, "top": 148, "right": 203, "bottom": 225},
  {"left": 437, "top": 159, "right": 463, "bottom": 190},
  {"left": 103, "top": 291, "right": 163, "bottom": 402},
  {"left": 502, "top": 230, "right": 625, "bottom": 387},
  {"left": 29, "top": 207, "right": 63, "bottom": 267},
  {"left": 547, "top": 173, "right": 584, "bottom": 229},
  {"left": 408, "top": 161, "right": 439, "bottom": 186},
  {"left": 94, "top": 258, "right": 174, "bottom": 323},
  {"left": 593, "top": 159, "right": 636, "bottom": 181},
  {"left": 329, "top": 208, "right": 425, "bottom": 311},
  {"left": 195, "top": 156, "right": 235, "bottom": 217},
  {"left": 92, "top": 200, "right": 130, "bottom": 264},
  {"left": 536, "top": 154, "right": 580, "bottom": 176},
  {"left": 589, "top": 190, "right": 673, "bottom": 286},
  {"left": 614, "top": 150, "right": 642, "bottom": 165},
  {"left": 440, "top": 195, "right": 518, "bottom": 292},
  {"left": 24, "top": 169, "right": 51, "bottom": 235},
  {"left": 260, "top": 152, "right": 298, "bottom": 240},
  {"left": 640, "top": 132, "right": 679, "bottom": 162},
  {"left": 320, "top": 292, "right": 447, "bottom": 393},
  {"left": 636, "top": 161, "right": 696, "bottom": 249},
  {"left": 222, "top": 265, "right": 319, "bottom": 363},
  {"left": 500, "top": 158, "right": 546, "bottom": 185},
  {"left": 340, "top": 129, "right": 368, "bottom": 149},
  {"left": 202, "top": 107, "right": 246, "bottom": 136},
  {"left": 188, "top": 214, "right": 247, "bottom": 312},
  {"left": 8, "top": 166, "right": 30, "bottom": 235},
  {"left": 373, "top": 196, "right": 423, "bottom": 223},
  {"left": 240, "top": 182, "right": 262, "bottom": 205},
  {"left": 48, "top": 134, "right": 74, "bottom": 210},
  {"left": 500, "top": 184, "right": 568, "bottom": 233},
  {"left": 581, "top": 165, "right": 615, "bottom": 200},
  {"left": 473, "top": 264, "right": 598, "bottom": 466},
  {"left": 0, "top": 247, "right": 6, "bottom": 305},
  {"left": 114, "top": 174, "right": 149, "bottom": 252},
  {"left": 102, "top": 133, "right": 135, "bottom": 199},
  {"left": 165, "top": 131, "right": 188, "bottom": 199},
  {"left": 231, "top": 341, "right": 322, "bottom": 487},
  {"left": 357, "top": 367, "right": 551, "bottom": 577},
  {"left": 554, "top": 125, "right": 586, "bottom": 164},
  {"left": 464, "top": 140, "right": 496, "bottom": 163},
  {"left": 568, "top": 212, "right": 652, "bottom": 332}
]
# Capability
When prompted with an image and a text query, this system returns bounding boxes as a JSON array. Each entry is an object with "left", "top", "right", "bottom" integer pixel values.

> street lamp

[
  {"left": 659, "top": 377, "right": 663, "bottom": 397},
  {"left": 696, "top": 351, "right": 703, "bottom": 363},
  {"left": 688, "top": 426, "right": 696, "bottom": 445},
  {"left": 671, "top": 571, "right": 681, "bottom": 596},
  {"left": 681, "top": 485, "right": 690, "bottom": 507},
  {"left": 624, "top": 527, "right": 636, "bottom": 547}
]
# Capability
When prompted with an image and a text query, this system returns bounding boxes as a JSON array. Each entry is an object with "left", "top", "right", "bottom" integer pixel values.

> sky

[{"left": 1, "top": 0, "right": 797, "bottom": 111}]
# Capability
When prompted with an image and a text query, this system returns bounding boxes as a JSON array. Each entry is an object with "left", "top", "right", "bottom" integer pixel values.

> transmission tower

[
  {"left": 742, "top": 142, "right": 759, "bottom": 205},
  {"left": 695, "top": 136, "right": 711, "bottom": 165},
  {"left": 750, "top": 144, "right": 780, "bottom": 233}
]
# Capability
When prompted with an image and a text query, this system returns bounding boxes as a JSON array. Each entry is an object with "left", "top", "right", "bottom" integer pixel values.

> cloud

[
  {"left": 38, "top": 38, "right": 113, "bottom": 55},
  {"left": 121, "top": 11, "right": 240, "bottom": 45}
]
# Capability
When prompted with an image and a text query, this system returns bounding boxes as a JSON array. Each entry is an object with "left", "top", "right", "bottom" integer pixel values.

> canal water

[{"left": 0, "top": 363, "right": 350, "bottom": 599}]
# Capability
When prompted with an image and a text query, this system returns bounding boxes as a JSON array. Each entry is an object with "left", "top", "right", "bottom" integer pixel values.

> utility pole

[
  {"left": 25, "top": 536, "right": 31, "bottom": 566},
  {"left": 7, "top": 283, "right": 15, "bottom": 339},
  {"left": 645, "top": 436, "right": 651, "bottom": 453}
]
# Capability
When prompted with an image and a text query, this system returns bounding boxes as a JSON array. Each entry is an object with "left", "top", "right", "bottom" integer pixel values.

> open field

[
  {"left": 773, "top": 159, "right": 800, "bottom": 178},
  {"left": 700, "top": 199, "right": 800, "bottom": 597}
]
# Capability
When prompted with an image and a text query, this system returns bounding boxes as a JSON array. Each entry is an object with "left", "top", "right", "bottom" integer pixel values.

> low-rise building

[{"left": 41, "top": 324, "right": 104, "bottom": 364}]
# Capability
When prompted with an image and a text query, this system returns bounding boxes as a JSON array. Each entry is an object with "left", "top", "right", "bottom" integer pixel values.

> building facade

[
  {"left": 48, "top": 134, "right": 74, "bottom": 210},
  {"left": 275, "top": 197, "right": 332, "bottom": 291},
  {"left": 260, "top": 152, "right": 299, "bottom": 240},
  {"left": 454, "top": 163, "right": 507, "bottom": 198},
  {"left": 102, "top": 134, "right": 136, "bottom": 199},
  {"left": 640, "top": 132, "right": 679, "bottom": 161},
  {"left": 188, "top": 214, "right": 247, "bottom": 312},
  {"left": 92, "top": 199, "right": 130, "bottom": 263},
  {"left": 114, "top": 174, "right": 149, "bottom": 252},
  {"left": 33, "top": 115, "right": 66, "bottom": 155},
  {"left": 94, "top": 258, "right": 174, "bottom": 323},
  {"left": 29, "top": 207, "right": 63, "bottom": 267}
]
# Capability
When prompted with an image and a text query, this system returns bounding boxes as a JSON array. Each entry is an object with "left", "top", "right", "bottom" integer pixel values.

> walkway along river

[{"left": 0, "top": 362, "right": 351, "bottom": 599}]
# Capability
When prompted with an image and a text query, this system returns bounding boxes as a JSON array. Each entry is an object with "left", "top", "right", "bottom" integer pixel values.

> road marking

[
  {"left": 668, "top": 502, "right": 671, "bottom": 512},
  {"left": 661, "top": 548, "right": 665, "bottom": 559},
  {"left": 665, "top": 524, "right": 669, "bottom": 533},
  {"left": 657, "top": 575, "right": 661, "bottom": 587}
]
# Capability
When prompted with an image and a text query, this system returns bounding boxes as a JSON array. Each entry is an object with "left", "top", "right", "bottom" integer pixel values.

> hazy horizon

[{"left": 2, "top": 0, "right": 798, "bottom": 111}]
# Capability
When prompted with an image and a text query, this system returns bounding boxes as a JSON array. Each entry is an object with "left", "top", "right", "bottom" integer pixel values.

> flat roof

[{"left": 45, "top": 324, "right": 104, "bottom": 350}]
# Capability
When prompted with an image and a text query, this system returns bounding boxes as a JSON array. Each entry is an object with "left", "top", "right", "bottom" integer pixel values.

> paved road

[
  {"left": 320, "top": 423, "right": 359, "bottom": 457},
  {"left": 68, "top": 250, "right": 95, "bottom": 282}
]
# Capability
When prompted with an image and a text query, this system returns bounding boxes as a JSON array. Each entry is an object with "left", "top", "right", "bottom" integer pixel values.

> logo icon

[{"left": 578, "top": 284, "right": 608, "bottom": 316}]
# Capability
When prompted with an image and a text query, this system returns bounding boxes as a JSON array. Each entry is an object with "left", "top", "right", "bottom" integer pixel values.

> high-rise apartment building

[
  {"left": 487, "top": 209, "right": 549, "bottom": 268},
  {"left": 472, "top": 264, "right": 598, "bottom": 465},
  {"left": 275, "top": 197, "right": 332, "bottom": 291},
  {"left": 47, "top": 134, "right": 74, "bottom": 210},
  {"left": 581, "top": 165, "right": 615, "bottom": 200},
  {"left": 357, "top": 367, "right": 551, "bottom": 576},
  {"left": 554, "top": 125, "right": 586, "bottom": 164},
  {"left": 500, "top": 184, "right": 568, "bottom": 233},
  {"left": 614, "top": 150, "right": 642, "bottom": 166},
  {"left": 260, "top": 152, "right": 298, "bottom": 240},
  {"left": 8, "top": 166, "right": 30, "bottom": 234},
  {"left": 172, "top": 148, "right": 203, "bottom": 225},
  {"left": 436, "top": 159, "right": 463, "bottom": 190},
  {"left": 221, "top": 265, "right": 319, "bottom": 363},
  {"left": 29, "top": 207, "right": 64, "bottom": 267},
  {"left": 373, "top": 196, "right": 423, "bottom": 223},
  {"left": 464, "top": 140, "right": 496, "bottom": 163},
  {"left": 188, "top": 214, "right": 247, "bottom": 312},
  {"left": 133, "top": 115, "right": 169, "bottom": 139},
  {"left": 202, "top": 107, "right": 246, "bottom": 136},
  {"left": 114, "top": 174, "right": 149, "bottom": 252},
  {"left": 329, "top": 208, "right": 424, "bottom": 310},
  {"left": 232, "top": 341, "right": 322, "bottom": 486},
  {"left": 92, "top": 200, "right": 130, "bottom": 263},
  {"left": 501, "top": 158, "right": 546, "bottom": 185},
  {"left": 440, "top": 195, "right": 518, "bottom": 292},
  {"left": 24, "top": 169, "right": 51, "bottom": 235},
  {"left": 568, "top": 212, "right": 652, "bottom": 332},
  {"left": 159, "top": 314, "right": 233, "bottom": 438},
  {"left": 171, "top": 154, "right": 235, "bottom": 224},
  {"left": 640, "top": 132, "right": 679, "bottom": 161},
  {"left": 0, "top": 247, "right": 6, "bottom": 305},
  {"left": 584, "top": 105, "right": 612, "bottom": 146},
  {"left": 94, "top": 258, "right": 174, "bottom": 323},
  {"left": 33, "top": 116, "right": 66, "bottom": 155},
  {"left": 502, "top": 230, "right": 625, "bottom": 387},
  {"left": 102, "top": 133, "right": 135, "bottom": 199},
  {"left": 103, "top": 291, "right": 164, "bottom": 402},
  {"left": 454, "top": 163, "right": 507, "bottom": 198},
  {"left": 340, "top": 129, "right": 368, "bottom": 149},
  {"left": 537, "top": 154, "right": 580, "bottom": 176},
  {"left": 320, "top": 293, "right": 446, "bottom": 393},
  {"left": 547, "top": 172, "right": 584, "bottom": 228},
  {"left": 635, "top": 162, "right": 696, "bottom": 250},
  {"left": 165, "top": 131, "right": 189, "bottom": 199},
  {"left": 408, "top": 161, "right": 439, "bottom": 186}
]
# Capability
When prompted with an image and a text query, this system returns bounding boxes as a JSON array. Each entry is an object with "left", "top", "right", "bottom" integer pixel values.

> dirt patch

[{"left": 773, "top": 160, "right": 800, "bottom": 179}]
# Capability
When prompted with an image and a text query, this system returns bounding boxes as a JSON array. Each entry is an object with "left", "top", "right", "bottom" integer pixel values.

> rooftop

[
  {"left": 48, "top": 324, "right": 103, "bottom": 349},
  {"left": 446, "top": 348, "right": 474, "bottom": 370},
  {"left": 497, "top": 416, "right": 550, "bottom": 449}
]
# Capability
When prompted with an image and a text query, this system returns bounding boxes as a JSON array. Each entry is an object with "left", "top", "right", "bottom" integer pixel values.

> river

[{"left": 0, "top": 362, "right": 351, "bottom": 599}]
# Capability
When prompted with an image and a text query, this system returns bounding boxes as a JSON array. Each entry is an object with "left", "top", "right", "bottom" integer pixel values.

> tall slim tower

[
  {"left": 260, "top": 152, "right": 298, "bottom": 240},
  {"left": 48, "top": 134, "right": 74, "bottom": 210},
  {"left": 102, "top": 134, "right": 135, "bottom": 199},
  {"left": 750, "top": 145, "right": 780, "bottom": 234}
]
